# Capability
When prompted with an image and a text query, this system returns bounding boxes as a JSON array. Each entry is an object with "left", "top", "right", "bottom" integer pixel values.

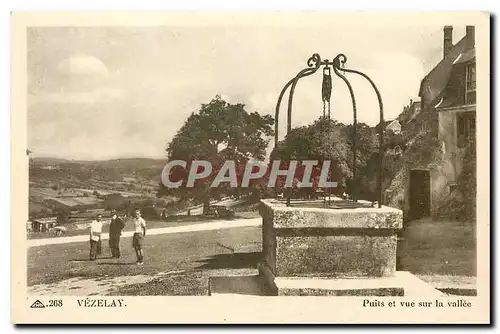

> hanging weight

[{"left": 322, "top": 66, "right": 332, "bottom": 103}]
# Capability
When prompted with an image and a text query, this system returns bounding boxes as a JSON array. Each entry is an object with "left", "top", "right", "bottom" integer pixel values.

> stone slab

[
  {"left": 260, "top": 263, "right": 444, "bottom": 297},
  {"left": 209, "top": 275, "right": 267, "bottom": 296},
  {"left": 260, "top": 199, "right": 403, "bottom": 230}
]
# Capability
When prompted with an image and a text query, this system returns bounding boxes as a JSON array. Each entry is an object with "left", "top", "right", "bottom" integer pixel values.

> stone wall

[{"left": 259, "top": 199, "right": 403, "bottom": 279}]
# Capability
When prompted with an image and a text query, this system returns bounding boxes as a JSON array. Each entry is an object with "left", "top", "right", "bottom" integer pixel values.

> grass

[
  {"left": 27, "top": 225, "right": 262, "bottom": 289},
  {"left": 397, "top": 218, "right": 476, "bottom": 276}
]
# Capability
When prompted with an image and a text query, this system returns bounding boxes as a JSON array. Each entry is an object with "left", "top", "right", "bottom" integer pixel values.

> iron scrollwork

[{"left": 274, "top": 54, "right": 322, "bottom": 145}]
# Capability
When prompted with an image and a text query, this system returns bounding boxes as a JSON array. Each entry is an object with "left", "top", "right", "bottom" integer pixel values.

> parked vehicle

[
  {"left": 49, "top": 226, "right": 67, "bottom": 236},
  {"left": 205, "top": 205, "right": 235, "bottom": 219},
  {"left": 140, "top": 205, "right": 164, "bottom": 219}
]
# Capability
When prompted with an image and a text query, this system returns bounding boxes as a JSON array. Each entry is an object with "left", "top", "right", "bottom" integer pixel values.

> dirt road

[{"left": 28, "top": 218, "right": 262, "bottom": 248}]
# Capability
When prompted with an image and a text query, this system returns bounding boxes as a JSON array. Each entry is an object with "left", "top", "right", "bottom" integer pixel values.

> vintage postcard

[{"left": 11, "top": 12, "right": 490, "bottom": 324}]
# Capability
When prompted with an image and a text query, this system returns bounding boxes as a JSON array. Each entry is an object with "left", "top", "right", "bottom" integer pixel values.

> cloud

[
  {"left": 30, "top": 54, "right": 124, "bottom": 105},
  {"left": 56, "top": 54, "right": 109, "bottom": 77},
  {"left": 27, "top": 26, "right": 446, "bottom": 159}
]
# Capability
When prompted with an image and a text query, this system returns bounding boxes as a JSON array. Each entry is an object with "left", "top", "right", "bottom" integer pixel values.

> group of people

[{"left": 89, "top": 208, "right": 147, "bottom": 265}]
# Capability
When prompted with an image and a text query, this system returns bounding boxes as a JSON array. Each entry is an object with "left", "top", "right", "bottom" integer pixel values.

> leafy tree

[
  {"left": 385, "top": 130, "right": 405, "bottom": 150},
  {"left": 53, "top": 207, "right": 71, "bottom": 225},
  {"left": 270, "top": 118, "right": 389, "bottom": 201},
  {"left": 159, "top": 95, "right": 274, "bottom": 214},
  {"left": 103, "top": 193, "right": 131, "bottom": 212},
  {"left": 343, "top": 122, "right": 380, "bottom": 200},
  {"left": 271, "top": 118, "right": 352, "bottom": 198}
]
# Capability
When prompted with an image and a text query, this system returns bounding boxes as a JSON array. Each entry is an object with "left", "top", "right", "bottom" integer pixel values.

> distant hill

[
  {"left": 32, "top": 157, "right": 167, "bottom": 169},
  {"left": 29, "top": 157, "right": 168, "bottom": 202},
  {"left": 30, "top": 157, "right": 71, "bottom": 166}
]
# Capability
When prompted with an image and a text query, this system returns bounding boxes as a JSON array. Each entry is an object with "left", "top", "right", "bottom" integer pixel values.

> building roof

[
  {"left": 386, "top": 119, "right": 401, "bottom": 128},
  {"left": 418, "top": 36, "right": 471, "bottom": 108},
  {"left": 453, "top": 48, "right": 476, "bottom": 65},
  {"left": 375, "top": 120, "right": 393, "bottom": 131},
  {"left": 32, "top": 217, "right": 57, "bottom": 224}
]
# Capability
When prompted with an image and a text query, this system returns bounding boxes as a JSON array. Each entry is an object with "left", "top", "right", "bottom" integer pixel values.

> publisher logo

[{"left": 30, "top": 300, "right": 45, "bottom": 308}]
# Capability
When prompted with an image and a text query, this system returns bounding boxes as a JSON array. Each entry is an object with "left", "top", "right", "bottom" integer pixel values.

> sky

[{"left": 27, "top": 23, "right": 468, "bottom": 160}]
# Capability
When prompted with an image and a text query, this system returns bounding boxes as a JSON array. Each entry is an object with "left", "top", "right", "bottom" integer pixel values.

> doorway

[{"left": 409, "top": 169, "right": 431, "bottom": 220}]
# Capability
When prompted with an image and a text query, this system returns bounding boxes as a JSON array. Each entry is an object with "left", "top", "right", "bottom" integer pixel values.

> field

[
  {"left": 29, "top": 157, "right": 164, "bottom": 196},
  {"left": 46, "top": 197, "right": 103, "bottom": 207},
  {"left": 28, "top": 157, "right": 167, "bottom": 220}
]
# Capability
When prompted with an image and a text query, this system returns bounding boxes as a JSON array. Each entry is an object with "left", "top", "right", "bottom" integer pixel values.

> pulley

[{"left": 322, "top": 66, "right": 332, "bottom": 118}]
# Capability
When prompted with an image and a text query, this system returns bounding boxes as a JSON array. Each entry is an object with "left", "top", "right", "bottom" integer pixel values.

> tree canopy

[
  {"left": 159, "top": 95, "right": 274, "bottom": 212},
  {"left": 270, "top": 117, "right": 384, "bottom": 201}
]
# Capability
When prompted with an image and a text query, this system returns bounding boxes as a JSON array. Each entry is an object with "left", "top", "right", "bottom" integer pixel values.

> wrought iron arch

[{"left": 274, "top": 53, "right": 384, "bottom": 208}]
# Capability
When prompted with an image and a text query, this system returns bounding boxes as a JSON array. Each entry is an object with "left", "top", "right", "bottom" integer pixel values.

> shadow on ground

[
  {"left": 69, "top": 256, "right": 114, "bottom": 262},
  {"left": 209, "top": 275, "right": 274, "bottom": 296},
  {"left": 194, "top": 252, "right": 262, "bottom": 270},
  {"left": 97, "top": 262, "right": 138, "bottom": 266},
  {"left": 195, "top": 252, "right": 274, "bottom": 296},
  {"left": 164, "top": 214, "right": 255, "bottom": 223}
]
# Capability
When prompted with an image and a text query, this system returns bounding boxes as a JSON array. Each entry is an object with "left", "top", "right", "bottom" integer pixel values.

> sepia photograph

[{"left": 11, "top": 11, "right": 490, "bottom": 324}]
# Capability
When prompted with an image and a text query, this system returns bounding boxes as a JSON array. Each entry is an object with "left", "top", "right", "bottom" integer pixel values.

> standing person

[
  {"left": 132, "top": 209, "right": 147, "bottom": 265},
  {"left": 89, "top": 214, "right": 103, "bottom": 260},
  {"left": 108, "top": 210, "right": 125, "bottom": 258}
]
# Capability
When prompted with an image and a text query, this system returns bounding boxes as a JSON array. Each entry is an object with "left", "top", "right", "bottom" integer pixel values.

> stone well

[{"left": 258, "top": 198, "right": 443, "bottom": 297}]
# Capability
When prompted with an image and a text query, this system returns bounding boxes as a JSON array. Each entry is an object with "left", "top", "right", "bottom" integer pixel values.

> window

[
  {"left": 457, "top": 111, "right": 476, "bottom": 148},
  {"left": 465, "top": 63, "right": 476, "bottom": 105}
]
